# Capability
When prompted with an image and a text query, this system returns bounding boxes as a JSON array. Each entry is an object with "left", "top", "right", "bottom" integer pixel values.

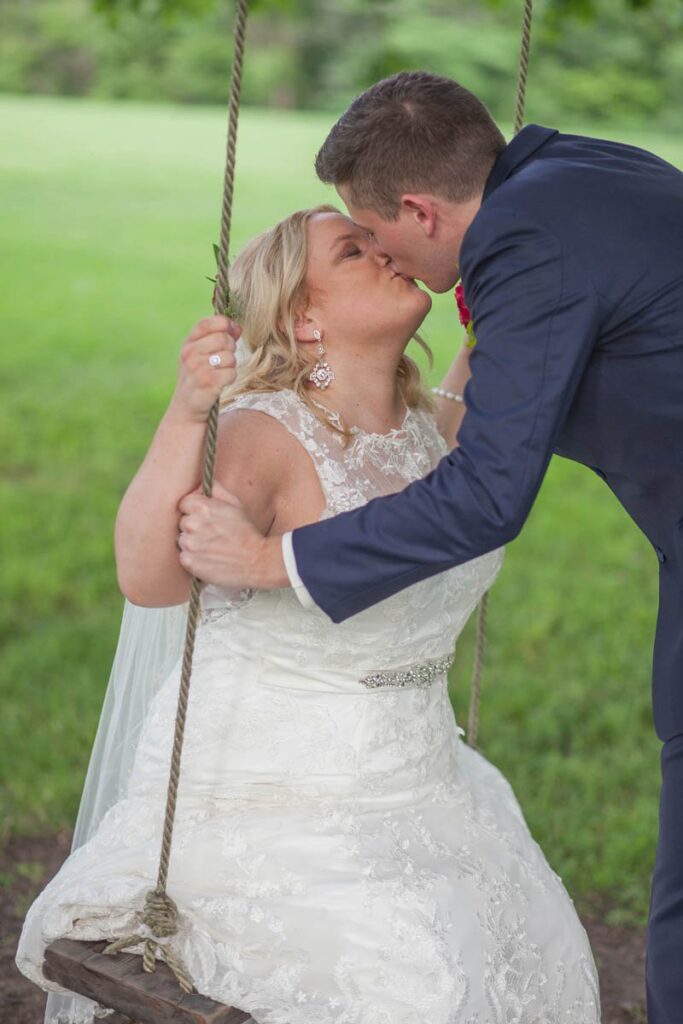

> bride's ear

[{"left": 293, "top": 312, "right": 320, "bottom": 345}]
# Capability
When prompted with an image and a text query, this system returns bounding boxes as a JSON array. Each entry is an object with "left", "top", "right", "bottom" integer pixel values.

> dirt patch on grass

[{"left": 1, "top": 832, "right": 647, "bottom": 1023}]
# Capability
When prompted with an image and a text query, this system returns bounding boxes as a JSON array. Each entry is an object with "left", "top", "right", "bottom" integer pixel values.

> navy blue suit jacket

[{"left": 291, "top": 124, "right": 683, "bottom": 742}]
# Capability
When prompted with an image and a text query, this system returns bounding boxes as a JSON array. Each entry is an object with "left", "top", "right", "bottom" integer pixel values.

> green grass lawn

[{"left": 2, "top": 94, "right": 681, "bottom": 926}]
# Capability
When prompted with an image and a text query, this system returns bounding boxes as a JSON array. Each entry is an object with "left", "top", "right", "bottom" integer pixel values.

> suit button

[{"left": 654, "top": 545, "right": 667, "bottom": 564}]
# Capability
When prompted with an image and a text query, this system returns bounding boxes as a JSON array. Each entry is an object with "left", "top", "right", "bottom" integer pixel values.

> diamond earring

[{"left": 309, "top": 328, "right": 335, "bottom": 390}]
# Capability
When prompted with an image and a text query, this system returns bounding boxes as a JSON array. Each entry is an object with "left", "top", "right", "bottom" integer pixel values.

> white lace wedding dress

[{"left": 16, "top": 388, "right": 601, "bottom": 1024}]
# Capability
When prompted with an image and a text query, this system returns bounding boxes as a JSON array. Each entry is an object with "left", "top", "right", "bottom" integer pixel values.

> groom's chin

[{"left": 422, "top": 269, "right": 461, "bottom": 294}]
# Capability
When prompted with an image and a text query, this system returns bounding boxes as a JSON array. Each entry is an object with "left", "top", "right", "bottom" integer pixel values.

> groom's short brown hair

[{"left": 315, "top": 71, "right": 506, "bottom": 219}]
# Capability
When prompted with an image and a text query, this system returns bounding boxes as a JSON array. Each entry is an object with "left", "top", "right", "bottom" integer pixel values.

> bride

[{"left": 16, "top": 204, "right": 600, "bottom": 1024}]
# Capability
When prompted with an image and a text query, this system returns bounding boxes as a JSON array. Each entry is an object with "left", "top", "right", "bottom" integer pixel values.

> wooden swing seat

[{"left": 43, "top": 938, "right": 251, "bottom": 1024}]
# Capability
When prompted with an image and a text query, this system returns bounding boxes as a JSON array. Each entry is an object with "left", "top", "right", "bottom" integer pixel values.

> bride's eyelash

[{"left": 343, "top": 247, "right": 362, "bottom": 259}]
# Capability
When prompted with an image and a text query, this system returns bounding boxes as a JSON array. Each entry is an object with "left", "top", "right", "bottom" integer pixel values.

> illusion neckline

[{"left": 307, "top": 393, "right": 413, "bottom": 440}]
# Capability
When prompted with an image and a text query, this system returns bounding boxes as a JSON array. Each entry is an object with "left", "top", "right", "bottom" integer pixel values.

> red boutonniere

[{"left": 455, "top": 281, "right": 477, "bottom": 348}]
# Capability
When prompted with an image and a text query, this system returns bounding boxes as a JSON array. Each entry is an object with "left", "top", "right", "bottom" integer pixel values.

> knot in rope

[
  {"left": 140, "top": 888, "right": 180, "bottom": 937},
  {"left": 101, "top": 888, "right": 194, "bottom": 993}
]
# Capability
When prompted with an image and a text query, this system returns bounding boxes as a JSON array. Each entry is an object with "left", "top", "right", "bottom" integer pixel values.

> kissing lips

[{"left": 391, "top": 270, "right": 416, "bottom": 285}]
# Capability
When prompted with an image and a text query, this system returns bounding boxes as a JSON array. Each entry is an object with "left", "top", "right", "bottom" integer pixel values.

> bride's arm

[
  {"left": 432, "top": 341, "right": 473, "bottom": 449},
  {"left": 116, "top": 392, "right": 322, "bottom": 607},
  {"left": 115, "top": 407, "right": 288, "bottom": 607},
  {"left": 114, "top": 403, "right": 212, "bottom": 606},
  {"left": 114, "top": 315, "right": 241, "bottom": 606}
]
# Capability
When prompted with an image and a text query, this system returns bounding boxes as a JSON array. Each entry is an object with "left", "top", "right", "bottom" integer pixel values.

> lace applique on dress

[
  {"left": 200, "top": 387, "right": 495, "bottom": 643},
  {"left": 218, "top": 388, "right": 446, "bottom": 518}
]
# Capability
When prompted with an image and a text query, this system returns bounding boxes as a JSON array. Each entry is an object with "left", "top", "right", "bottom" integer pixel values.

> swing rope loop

[
  {"left": 102, "top": 0, "right": 250, "bottom": 995},
  {"left": 468, "top": 0, "right": 533, "bottom": 751},
  {"left": 102, "top": 890, "right": 194, "bottom": 991}
]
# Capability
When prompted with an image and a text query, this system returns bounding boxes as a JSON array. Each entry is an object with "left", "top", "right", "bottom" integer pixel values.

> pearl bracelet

[{"left": 431, "top": 386, "right": 464, "bottom": 404}]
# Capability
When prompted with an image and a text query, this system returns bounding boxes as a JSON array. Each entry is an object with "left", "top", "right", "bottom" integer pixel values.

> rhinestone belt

[{"left": 359, "top": 654, "right": 454, "bottom": 690}]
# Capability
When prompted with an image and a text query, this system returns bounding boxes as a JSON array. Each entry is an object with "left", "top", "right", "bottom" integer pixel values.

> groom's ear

[{"left": 400, "top": 195, "right": 437, "bottom": 237}]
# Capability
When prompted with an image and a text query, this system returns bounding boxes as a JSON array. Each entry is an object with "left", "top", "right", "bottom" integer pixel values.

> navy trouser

[{"left": 647, "top": 732, "right": 683, "bottom": 1023}]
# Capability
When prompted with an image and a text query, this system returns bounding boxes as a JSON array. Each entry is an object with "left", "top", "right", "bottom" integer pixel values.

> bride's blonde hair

[{"left": 219, "top": 204, "right": 434, "bottom": 444}]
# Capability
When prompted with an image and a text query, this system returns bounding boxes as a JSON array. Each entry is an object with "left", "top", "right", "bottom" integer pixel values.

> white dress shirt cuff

[{"left": 281, "top": 531, "right": 316, "bottom": 609}]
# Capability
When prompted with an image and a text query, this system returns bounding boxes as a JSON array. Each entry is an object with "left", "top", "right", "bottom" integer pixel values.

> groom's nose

[{"left": 370, "top": 242, "right": 393, "bottom": 266}]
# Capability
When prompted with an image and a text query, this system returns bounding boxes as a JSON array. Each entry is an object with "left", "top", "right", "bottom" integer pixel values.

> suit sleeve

[{"left": 290, "top": 205, "right": 601, "bottom": 623}]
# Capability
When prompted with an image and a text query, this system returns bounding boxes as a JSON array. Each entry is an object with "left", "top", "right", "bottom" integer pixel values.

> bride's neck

[{"left": 308, "top": 351, "right": 407, "bottom": 433}]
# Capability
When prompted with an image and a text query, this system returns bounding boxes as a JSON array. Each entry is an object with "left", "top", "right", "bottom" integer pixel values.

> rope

[
  {"left": 213, "top": 0, "right": 249, "bottom": 320},
  {"left": 103, "top": 0, "right": 250, "bottom": 993},
  {"left": 513, "top": 0, "right": 534, "bottom": 137},
  {"left": 467, "top": 0, "right": 533, "bottom": 750},
  {"left": 103, "top": 891, "right": 194, "bottom": 992},
  {"left": 467, "top": 591, "right": 488, "bottom": 751}
]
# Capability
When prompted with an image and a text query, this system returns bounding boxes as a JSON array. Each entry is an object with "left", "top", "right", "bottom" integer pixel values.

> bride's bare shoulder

[{"left": 214, "top": 401, "right": 324, "bottom": 533}]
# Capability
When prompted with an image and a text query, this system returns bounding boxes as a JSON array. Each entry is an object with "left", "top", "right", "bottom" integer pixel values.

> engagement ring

[{"left": 209, "top": 353, "right": 222, "bottom": 367}]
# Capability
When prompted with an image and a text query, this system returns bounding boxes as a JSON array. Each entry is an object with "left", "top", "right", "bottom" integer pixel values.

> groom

[{"left": 177, "top": 72, "right": 683, "bottom": 1021}]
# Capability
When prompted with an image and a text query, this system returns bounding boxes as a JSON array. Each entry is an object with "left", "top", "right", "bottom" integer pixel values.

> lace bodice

[{"left": 199, "top": 389, "right": 504, "bottom": 686}]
